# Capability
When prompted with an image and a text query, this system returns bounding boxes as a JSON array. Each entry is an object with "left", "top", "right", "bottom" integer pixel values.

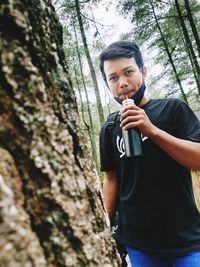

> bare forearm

[
  {"left": 120, "top": 102, "right": 200, "bottom": 170},
  {"left": 103, "top": 171, "right": 119, "bottom": 220},
  {"left": 150, "top": 127, "right": 200, "bottom": 170}
]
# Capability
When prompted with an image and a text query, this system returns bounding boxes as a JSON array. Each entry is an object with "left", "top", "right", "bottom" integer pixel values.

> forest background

[
  {"left": 53, "top": 0, "right": 200, "bottom": 171},
  {"left": 0, "top": 0, "right": 200, "bottom": 266}
]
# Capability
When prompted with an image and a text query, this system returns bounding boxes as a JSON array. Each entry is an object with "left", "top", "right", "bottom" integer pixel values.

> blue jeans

[{"left": 126, "top": 246, "right": 200, "bottom": 267}]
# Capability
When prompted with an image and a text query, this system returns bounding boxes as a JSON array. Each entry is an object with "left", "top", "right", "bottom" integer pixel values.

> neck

[{"left": 138, "top": 95, "right": 149, "bottom": 107}]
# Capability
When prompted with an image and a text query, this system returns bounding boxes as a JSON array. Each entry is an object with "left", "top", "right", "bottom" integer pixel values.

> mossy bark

[{"left": 0, "top": 1, "right": 120, "bottom": 266}]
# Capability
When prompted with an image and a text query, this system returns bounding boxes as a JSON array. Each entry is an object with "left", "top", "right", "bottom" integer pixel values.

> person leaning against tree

[{"left": 99, "top": 41, "right": 200, "bottom": 267}]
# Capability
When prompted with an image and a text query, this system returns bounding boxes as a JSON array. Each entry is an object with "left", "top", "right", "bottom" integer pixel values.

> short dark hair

[{"left": 99, "top": 41, "right": 144, "bottom": 84}]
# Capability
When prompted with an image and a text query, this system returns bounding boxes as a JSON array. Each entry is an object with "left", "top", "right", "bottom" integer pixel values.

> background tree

[
  {"left": 0, "top": 0, "right": 120, "bottom": 266},
  {"left": 74, "top": 0, "right": 105, "bottom": 125},
  {"left": 174, "top": 0, "right": 200, "bottom": 93},
  {"left": 54, "top": 0, "right": 111, "bottom": 170},
  {"left": 118, "top": 0, "right": 200, "bottom": 109},
  {"left": 184, "top": 0, "right": 200, "bottom": 58},
  {"left": 56, "top": 0, "right": 105, "bottom": 126},
  {"left": 73, "top": 21, "right": 99, "bottom": 169}
]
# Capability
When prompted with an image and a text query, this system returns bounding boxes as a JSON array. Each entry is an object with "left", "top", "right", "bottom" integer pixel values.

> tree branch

[
  {"left": 79, "top": 0, "right": 90, "bottom": 3},
  {"left": 81, "top": 13, "right": 113, "bottom": 27}
]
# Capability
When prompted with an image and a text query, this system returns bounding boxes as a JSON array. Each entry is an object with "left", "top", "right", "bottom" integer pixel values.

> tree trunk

[
  {"left": 175, "top": 0, "right": 200, "bottom": 94},
  {"left": 74, "top": 0, "right": 105, "bottom": 126},
  {"left": 179, "top": 25, "right": 200, "bottom": 96},
  {"left": 73, "top": 22, "right": 99, "bottom": 170},
  {"left": 0, "top": 1, "right": 120, "bottom": 266},
  {"left": 184, "top": 0, "right": 200, "bottom": 58},
  {"left": 150, "top": 2, "right": 189, "bottom": 103}
]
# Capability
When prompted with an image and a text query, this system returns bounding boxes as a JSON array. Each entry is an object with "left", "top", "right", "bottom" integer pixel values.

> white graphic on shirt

[
  {"left": 116, "top": 134, "right": 149, "bottom": 158},
  {"left": 111, "top": 225, "right": 119, "bottom": 235},
  {"left": 142, "top": 136, "right": 149, "bottom": 142},
  {"left": 116, "top": 135, "right": 125, "bottom": 158}
]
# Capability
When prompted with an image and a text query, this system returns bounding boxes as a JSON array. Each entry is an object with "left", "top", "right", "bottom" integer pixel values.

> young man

[{"left": 99, "top": 41, "right": 200, "bottom": 267}]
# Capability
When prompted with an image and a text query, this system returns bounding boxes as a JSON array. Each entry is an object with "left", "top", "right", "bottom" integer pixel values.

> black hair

[{"left": 99, "top": 41, "right": 144, "bottom": 84}]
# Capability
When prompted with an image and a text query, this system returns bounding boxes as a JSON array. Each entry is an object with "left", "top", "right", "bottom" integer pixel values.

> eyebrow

[{"left": 108, "top": 66, "right": 134, "bottom": 78}]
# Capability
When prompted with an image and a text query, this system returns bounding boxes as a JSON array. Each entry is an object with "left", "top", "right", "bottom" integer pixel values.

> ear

[{"left": 142, "top": 66, "right": 147, "bottom": 79}]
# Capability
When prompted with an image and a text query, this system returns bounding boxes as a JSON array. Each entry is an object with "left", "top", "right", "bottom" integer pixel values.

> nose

[{"left": 119, "top": 77, "right": 128, "bottom": 89}]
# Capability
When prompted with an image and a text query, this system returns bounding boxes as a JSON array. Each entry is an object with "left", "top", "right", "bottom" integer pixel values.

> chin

[{"left": 127, "top": 93, "right": 135, "bottom": 99}]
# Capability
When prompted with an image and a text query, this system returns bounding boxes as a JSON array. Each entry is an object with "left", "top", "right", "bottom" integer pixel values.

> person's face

[{"left": 104, "top": 57, "right": 147, "bottom": 101}]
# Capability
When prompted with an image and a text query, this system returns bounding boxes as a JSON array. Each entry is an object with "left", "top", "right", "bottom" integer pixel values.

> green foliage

[
  {"left": 53, "top": 0, "right": 110, "bottom": 171},
  {"left": 53, "top": 0, "right": 200, "bottom": 172},
  {"left": 118, "top": 0, "right": 200, "bottom": 109}
]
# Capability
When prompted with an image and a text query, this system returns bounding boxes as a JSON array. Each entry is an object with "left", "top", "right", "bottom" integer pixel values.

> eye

[
  {"left": 109, "top": 76, "right": 118, "bottom": 82},
  {"left": 126, "top": 69, "right": 134, "bottom": 76}
]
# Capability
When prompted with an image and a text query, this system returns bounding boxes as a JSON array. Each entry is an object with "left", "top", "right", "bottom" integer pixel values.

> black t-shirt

[{"left": 100, "top": 98, "right": 200, "bottom": 255}]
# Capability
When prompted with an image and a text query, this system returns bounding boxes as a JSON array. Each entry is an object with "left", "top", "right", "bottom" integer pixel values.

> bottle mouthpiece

[{"left": 122, "top": 98, "right": 135, "bottom": 106}]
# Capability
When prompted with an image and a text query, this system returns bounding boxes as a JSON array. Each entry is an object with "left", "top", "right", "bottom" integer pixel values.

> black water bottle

[{"left": 122, "top": 99, "right": 143, "bottom": 157}]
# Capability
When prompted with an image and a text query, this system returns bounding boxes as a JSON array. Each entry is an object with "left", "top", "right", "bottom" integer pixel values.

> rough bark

[
  {"left": 0, "top": 0, "right": 120, "bottom": 266},
  {"left": 0, "top": 148, "right": 47, "bottom": 267}
]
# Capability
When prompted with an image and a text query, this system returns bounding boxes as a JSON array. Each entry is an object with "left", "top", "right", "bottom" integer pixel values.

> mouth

[{"left": 118, "top": 90, "right": 136, "bottom": 100}]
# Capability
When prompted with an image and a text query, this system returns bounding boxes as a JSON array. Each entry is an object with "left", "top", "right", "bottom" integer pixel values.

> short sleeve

[
  {"left": 99, "top": 122, "right": 115, "bottom": 172},
  {"left": 172, "top": 99, "right": 200, "bottom": 142}
]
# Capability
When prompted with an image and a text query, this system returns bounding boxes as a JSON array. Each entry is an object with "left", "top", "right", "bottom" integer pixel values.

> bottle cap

[{"left": 122, "top": 98, "right": 134, "bottom": 106}]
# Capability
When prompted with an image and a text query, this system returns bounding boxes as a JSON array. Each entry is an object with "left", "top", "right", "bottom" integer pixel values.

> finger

[
  {"left": 120, "top": 114, "right": 143, "bottom": 128},
  {"left": 120, "top": 109, "right": 142, "bottom": 121},
  {"left": 121, "top": 120, "right": 143, "bottom": 130}
]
